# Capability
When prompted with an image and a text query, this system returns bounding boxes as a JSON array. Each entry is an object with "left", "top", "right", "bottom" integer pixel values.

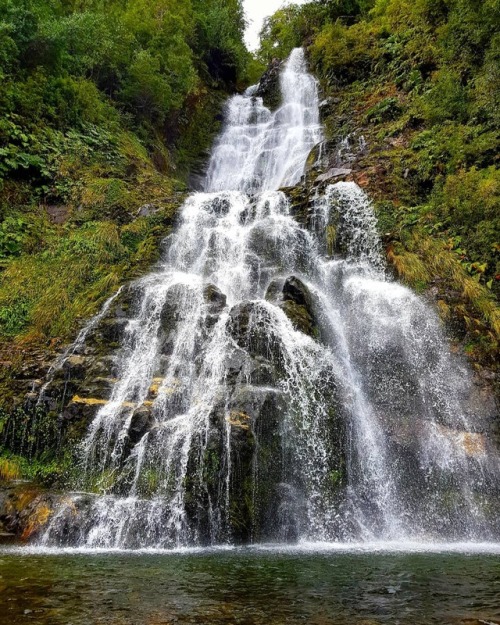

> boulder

[
  {"left": 0, "top": 485, "right": 57, "bottom": 541},
  {"left": 203, "top": 284, "right": 227, "bottom": 311},
  {"left": 128, "top": 404, "right": 154, "bottom": 447},
  {"left": 203, "top": 284, "right": 227, "bottom": 328},
  {"left": 283, "top": 276, "right": 313, "bottom": 310},
  {"left": 280, "top": 276, "right": 319, "bottom": 339}
]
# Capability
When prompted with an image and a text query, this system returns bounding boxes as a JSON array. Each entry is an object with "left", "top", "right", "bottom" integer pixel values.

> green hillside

[{"left": 0, "top": 0, "right": 250, "bottom": 350}]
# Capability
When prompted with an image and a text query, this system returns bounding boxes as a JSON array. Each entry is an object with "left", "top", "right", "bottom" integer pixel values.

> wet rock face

[
  {"left": 203, "top": 284, "right": 226, "bottom": 311},
  {"left": 128, "top": 405, "right": 154, "bottom": 448},
  {"left": 227, "top": 302, "right": 286, "bottom": 390},
  {"left": 16, "top": 286, "right": 142, "bottom": 458},
  {"left": 185, "top": 381, "right": 290, "bottom": 544},
  {"left": 265, "top": 276, "right": 320, "bottom": 340},
  {"left": 203, "top": 284, "right": 227, "bottom": 329},
  {"left": 280, "top": 299, "right": 316, "bottom": 338},
  {"left": 281, "top": 184, "right": 315, "bottom": 228},
  {"left": 62, "top": 355, "right": 87, "bottom": 380},
  {"left": 159, "top": 284, "right": 190, "bottom": 333},
  {"left": 283, "top": 276, "right": 313, "bottom": 311},
  {"left": 95, "top": 318, "right": 129, "bottom": 345},
  {"left": 255, "top": 58, "right": 283, "bottom": 110},
  {"left": 0, "top": 484, "right": 100, "bottom": 547},
  {"left": 0, "top": 485, "right": 57, "bottom": 542},
  {"left": 282, "top": 275, "right": 318, "bottom": 338},
  {"left": 229, "top": 386, "right": 288, "bottom": 542},
  {"left": 229, "top": 302, "right": 271, "bottom": 358}
]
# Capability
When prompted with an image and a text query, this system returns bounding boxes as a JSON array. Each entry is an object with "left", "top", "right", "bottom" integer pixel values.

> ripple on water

[{"left": 1, "top": 547, "right": 500, "bottom": 625}]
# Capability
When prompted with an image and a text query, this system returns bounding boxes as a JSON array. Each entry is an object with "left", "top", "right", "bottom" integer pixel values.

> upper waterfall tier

[{"left": 205, "top": 48, "right": 322, "bottom": 194}]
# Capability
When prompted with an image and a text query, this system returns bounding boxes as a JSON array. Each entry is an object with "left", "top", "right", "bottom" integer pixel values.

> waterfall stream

[{"left": 40, "top": 49, "right": 499, "bottom": 548}]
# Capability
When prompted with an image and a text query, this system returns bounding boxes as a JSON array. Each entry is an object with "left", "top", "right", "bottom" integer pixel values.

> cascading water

[
  {"left": 41, "top": 48, "right": 500, "bottom": 548},
  {"left": 205, "top": 49, "right": 322, "bottom": 194}
]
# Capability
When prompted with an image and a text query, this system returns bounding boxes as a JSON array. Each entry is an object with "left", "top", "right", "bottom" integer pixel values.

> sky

[{"left": 243, "top": 0, "right": 307, "bottom": 51}]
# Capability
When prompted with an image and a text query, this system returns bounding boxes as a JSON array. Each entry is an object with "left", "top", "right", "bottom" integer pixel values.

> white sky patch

[{"left": 243, "top": 0, "right": 307, "bottom": 51}]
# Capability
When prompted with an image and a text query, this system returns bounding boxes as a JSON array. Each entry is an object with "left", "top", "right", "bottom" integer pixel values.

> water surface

[{"left": 1, "top": 545, "right": 500, "bottom": 624}]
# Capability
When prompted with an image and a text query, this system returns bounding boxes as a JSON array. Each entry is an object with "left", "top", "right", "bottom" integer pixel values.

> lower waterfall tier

[{"left": 31, "top": 184, "right": 500, "bottom": 549}]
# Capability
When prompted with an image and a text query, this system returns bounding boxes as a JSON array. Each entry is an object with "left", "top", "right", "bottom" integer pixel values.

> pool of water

[{"left": 1, "top": 544, "right": 500, "bottom": 624}]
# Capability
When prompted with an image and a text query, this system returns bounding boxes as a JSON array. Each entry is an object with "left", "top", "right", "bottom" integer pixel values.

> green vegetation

[
  {"left": 0, "top": 0, "right": 251, "bottom": 486},
  {"left": 260, "top": 0, "right": 499, "bottom": 362},
  {"left": 0, "top": 0, "right": 249, "bottom": 347}
]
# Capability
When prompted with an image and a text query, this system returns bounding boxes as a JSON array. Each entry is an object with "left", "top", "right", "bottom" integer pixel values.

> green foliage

[
  {"left": 431, "top": 167, "right": 500, "bottom": 297},
  {"left": 310, "top": 19, "right": 381, "bottom": 84},
  {"left": 0, "top": 207, "right": 172, "bottom": 339},
  {"left": 0, "top": 216, "right": 31, "bottom": 258},
  {"left": 0, "top": 0, "right": 248, "bottom": 134},
  {"left": 259, "top": 5, "right": 307, "bottom": 62},
  {"left": 259, "top": 1, "right": 375, "bottom": 63},
  {"left": 0, "top": 0, "right": 251, "bottom": 198},
  {"left": 192, "top": 0, "right": 248, "bottom": 85},
  {"left": 0, "top": 0, "right": 248, "bottom": 345},
  {"left": 419, "top": 69, "right": 469, "bottom": 125},
  {"left": 365, "top": 97, "right": 402, "bottom": 123}
]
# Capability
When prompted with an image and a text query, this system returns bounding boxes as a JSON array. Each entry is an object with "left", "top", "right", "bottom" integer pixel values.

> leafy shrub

[
  {"left": 419, "top": 69, "right": 469, "bottom": 125},
  {"left": 365, "top": 97, "right": 402, "bottom": 123},
  {"left": 0, "top": 216, "right": 31, "bottom": 258}
]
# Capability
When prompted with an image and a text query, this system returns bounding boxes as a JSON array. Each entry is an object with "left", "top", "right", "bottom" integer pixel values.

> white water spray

[
  {"left": 40, "top": 49, "right": 499, "bottom": 548},
  {"left": 205, "top": 49, "right": 322, "bottom": 194}
]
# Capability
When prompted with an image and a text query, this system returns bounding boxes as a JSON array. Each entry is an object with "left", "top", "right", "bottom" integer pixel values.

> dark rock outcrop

[
  {"left": 255, "top": 58, "right": 283, "bottom": 110},
  {"left": 265, "top": 276, "right": 320, "bottom": 340},
  {"left": 203, "top": 284, "right": 227, "bottom": 328},
  {"left": 128, "top": 404, "right": 154, "bottom": 447}
]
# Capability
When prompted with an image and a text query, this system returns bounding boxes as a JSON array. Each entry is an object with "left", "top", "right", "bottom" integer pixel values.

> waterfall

[
  {"left": 40, "top": 48, "right": 500, "bottom": 548},
  {"left": 205, "top": 48, "right": 322, "bottom": 194}
]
